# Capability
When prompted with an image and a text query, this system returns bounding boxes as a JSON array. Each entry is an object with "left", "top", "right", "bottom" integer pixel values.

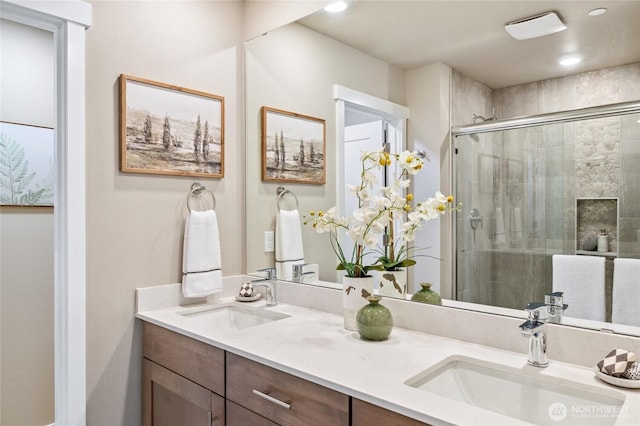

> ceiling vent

[{"left": 505, "top": 11, "right": 566, "bottom": 40}]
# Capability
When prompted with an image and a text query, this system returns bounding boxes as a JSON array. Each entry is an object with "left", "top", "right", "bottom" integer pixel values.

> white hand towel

[
  {"left": 552, "top": 255, "right": 605, "bottom": 321},
  {"left": 612, "top": 258, "right": 640, "bottom": 327},
  {"left": 182, "top": 210, "right": 223, "bottom": 298},
  {"left": 494, "top": 207, "right": 506, "bottom": 247},
  {"left": 275, "top": 209, "right": 305, "bottom": 280}
]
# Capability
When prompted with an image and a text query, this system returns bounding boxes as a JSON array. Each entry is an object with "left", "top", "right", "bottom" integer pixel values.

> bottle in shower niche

[{"left": 597, "top": 229, "right": 608, "bottom": 253}]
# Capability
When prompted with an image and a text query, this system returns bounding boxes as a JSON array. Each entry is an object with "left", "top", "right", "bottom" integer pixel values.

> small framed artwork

[
  {"left": 119, "top": 74, "right": 225, "bottom": 178},
  {"left": 0, "top": 121, "right": 54, "bottom": 206},
  {"left": 261, "top": 106, "right": 326, "bottom": 184},
  {"left": 478, "top": 153, "right": 500, "bottom": 194}
]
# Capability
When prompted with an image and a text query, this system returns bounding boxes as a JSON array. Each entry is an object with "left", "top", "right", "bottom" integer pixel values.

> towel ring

[
  {"left": 276, "top": 186, "right": 299, "bottom": 211},
  {"left": 187, "top": 182, "right": 216, "bottom": 212}
]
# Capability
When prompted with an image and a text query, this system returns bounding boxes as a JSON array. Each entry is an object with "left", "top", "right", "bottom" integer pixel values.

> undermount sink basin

[
  {"left": 405, "top": 355, "right": 625, "bottom": 426},
  {"left": 179, "top": 303, "right": 290, "bottom": 331}
]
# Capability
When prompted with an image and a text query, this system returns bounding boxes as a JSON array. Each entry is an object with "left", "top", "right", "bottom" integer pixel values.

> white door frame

[
  {"left": 333, "top": 85, "right": 410, "bottom": 282},
  {"left": 0, "top": 1, "right": 91, "bottom": 424}
]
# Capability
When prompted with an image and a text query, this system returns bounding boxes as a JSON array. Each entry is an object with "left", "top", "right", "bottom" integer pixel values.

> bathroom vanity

[
  {"left": 137, "top": 278, "right": 640, "bottom": 426},
  {"left": 142, "top": 322, "right": 420, "bottom": 425}
]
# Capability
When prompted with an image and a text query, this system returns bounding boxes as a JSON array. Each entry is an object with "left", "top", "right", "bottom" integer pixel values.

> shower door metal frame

[{"left": 449, "top": 99, "right": 640, "bottom": 304}]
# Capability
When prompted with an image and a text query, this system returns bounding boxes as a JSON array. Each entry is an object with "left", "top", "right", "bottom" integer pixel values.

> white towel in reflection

[
  {"left": 513, "top": 206, "right": 522, "bottom": 239},
  {"left": 182, "top": 210, "right": 223, "bottom": 298},
  {"left": 494, "top": 207, "right": 506, "bottom": 247},
  {"left": 552, "top": 255, "right": 605, "bottom": 321},
  {"left": 612, "top": 258, "right": 640, "bottom": 327},
  {"left": 275, "top": 209, "right": 305, "bottom": 280}
]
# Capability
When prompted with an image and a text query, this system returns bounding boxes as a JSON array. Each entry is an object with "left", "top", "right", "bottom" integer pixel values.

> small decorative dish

[
  {"left": 235, "top": 293, "right": 262, "bottom": 302},
  {"left": 593, "top": 366, "right": 640, "bottom": 389}
]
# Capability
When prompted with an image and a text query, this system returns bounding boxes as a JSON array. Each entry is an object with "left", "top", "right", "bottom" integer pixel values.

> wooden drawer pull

[{"left": 252, "top": 389, "right": 291, "bottom": 410}]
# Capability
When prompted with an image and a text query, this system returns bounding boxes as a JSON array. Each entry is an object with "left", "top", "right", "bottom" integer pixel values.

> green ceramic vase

[
  {"left": 356, "top": 295, "right": 393, "bottom": 341},
  {"left": 411, "top": 283, "right": 442, "bottom": 305}
]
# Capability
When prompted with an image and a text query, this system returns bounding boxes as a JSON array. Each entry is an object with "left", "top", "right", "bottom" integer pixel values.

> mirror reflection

[{"left": 245, "top": 1, "right": 640, "bottom": 335}]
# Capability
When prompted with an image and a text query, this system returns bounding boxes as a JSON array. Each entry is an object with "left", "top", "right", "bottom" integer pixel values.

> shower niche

[{"left": 575, "top": 198, "right": 618, "bottom": 257}]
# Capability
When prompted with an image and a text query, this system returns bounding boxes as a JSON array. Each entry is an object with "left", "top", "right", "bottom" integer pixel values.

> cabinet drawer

[
  {"left": 226, "top": 352, "right": 349, "bottom": 426},
  {"left": 143, "top": 322, "right": 225, "bottom": 395},
  {"left": 352, "top": 398, "right": 430, "bottom": 426}
]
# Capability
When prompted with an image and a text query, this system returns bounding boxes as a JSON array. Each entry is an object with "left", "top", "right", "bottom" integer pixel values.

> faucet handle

[
  {"left": 292, "top": 263, "right": 308, "bottom": 273},
  {"left": 257, "top": 267, "right": 277, "bottom": 280},
  {"left": 524, "top": 302, "right": 548, "bottom": 322}
]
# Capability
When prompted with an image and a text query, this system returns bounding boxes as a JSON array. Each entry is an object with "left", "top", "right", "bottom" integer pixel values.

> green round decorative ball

[
  {"left": 356, "top": 295, "right": 393, "bottom": 341},
  {"left": 411, "top": 283, "right": 442, "bottom": 305}
]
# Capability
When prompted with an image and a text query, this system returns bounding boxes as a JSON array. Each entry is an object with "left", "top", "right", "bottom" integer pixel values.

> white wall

[
  {"left": 0, "top": 18, "right": 55, "bottom": 426},
  {"left": 405, "top": 63, "right": 452, "bottom": 296},
  {"left": 85, "top": 1, "right": 244, "bottom": 423},
  {"left": 245, "top": 22, "right": 405, "bottom": 281}
]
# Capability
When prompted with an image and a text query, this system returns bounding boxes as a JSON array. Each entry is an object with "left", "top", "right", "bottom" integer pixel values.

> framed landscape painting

[
  {"left": 261, "top": 106, "right": 326, "bottom": 184},
  {"left": 0, "top": 121, "right": 54, "bottom": 206},
  {"left": 119, "top": 74, "right": 225, "bottom": 178}
]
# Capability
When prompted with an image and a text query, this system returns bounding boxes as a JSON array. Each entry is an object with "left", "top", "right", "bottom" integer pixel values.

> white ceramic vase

[
  {"left": 376, "top": 269, "right": 407, "bottom": 299},
  {"left": 342, "top": 275, "right": 375, "bottom": 331}
]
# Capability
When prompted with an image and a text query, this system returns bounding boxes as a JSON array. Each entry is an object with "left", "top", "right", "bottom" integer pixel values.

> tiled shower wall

[{"left": 453, "top": 63, "right": 640, "bottom": 317}]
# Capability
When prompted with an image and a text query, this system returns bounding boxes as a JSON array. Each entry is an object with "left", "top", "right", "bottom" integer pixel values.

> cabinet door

[
  {"left": 352, "top": 398, "right": 430, "bottom": 426},
  {"left": 142, "top": 359, "right": 224, "bottom": 426}
]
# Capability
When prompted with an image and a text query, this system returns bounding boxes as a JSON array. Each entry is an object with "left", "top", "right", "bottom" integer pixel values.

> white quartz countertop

[{"left": 136, "top": 283, "right": 640, "bottom": 426}]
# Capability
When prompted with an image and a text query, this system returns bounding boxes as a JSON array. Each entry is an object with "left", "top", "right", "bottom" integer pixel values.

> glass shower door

[{"left": 453, "top": 123, "right": 566, "bottom": 310}]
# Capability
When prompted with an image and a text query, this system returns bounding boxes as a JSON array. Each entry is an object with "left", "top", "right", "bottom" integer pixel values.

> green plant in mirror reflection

[{"left": 304, "top": 150, "right": 459, "bottom": 278}]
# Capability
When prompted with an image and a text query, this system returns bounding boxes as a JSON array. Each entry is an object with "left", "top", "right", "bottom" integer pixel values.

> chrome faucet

[
  {"left": 545, "top": 291, "right": 568, "bottom": 324},
  {"left": 292, "top": 263, "right": 314, "bottom": 283},
  {"left": 252, "top": 267, "right": 278, "bottom": 306},
  {"left": 519, "top": 302, "right": 549, "bottom": 367}
]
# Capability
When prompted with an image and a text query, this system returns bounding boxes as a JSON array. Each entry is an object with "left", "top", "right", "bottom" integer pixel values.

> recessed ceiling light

[
  {"left": 560, "top": 56, "right": 583, "bottom": 66},
  {"left": 588, "top": 8, "right": 607, "bottom": 17},
  {"left": 324, "top": 1, "right": 349, "bottom": 13}
]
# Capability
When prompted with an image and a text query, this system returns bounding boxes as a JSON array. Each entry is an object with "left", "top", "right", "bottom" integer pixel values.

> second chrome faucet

[
  {"left": 252, "top": 267, "right": 278, "bottom": 306},
  {"left": 519, "top": 293, "right": 568, "bottom": 368}
]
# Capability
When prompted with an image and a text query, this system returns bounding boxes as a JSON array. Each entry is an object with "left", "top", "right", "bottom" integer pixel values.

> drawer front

[
  {"left": 352, "top": 398, "right": 430, "bottom": 426},
  {"left": 143, "top": 322, "right": 225, "bottom": 395},
  {"left": 226, "top": 352, "right": 349, "bottom": 426},
  {"left": 226, "top": 400, "right": 278, "bottom": 426}
]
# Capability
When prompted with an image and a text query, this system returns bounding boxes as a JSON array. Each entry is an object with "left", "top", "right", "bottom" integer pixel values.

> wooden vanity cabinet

[{"left": 142, "top": 322, "right": 427, "bottom": 425}]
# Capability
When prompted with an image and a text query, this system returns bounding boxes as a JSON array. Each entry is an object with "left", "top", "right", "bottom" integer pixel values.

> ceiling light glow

[
  {"left": 560, "top": 56, "right": 582, "bottom": 66},
  {"left": 324, "top": 1, "right": 348, "bottom": 13},
  {"left": 588, "top": 8, "right": 607, "bottom": 17}
]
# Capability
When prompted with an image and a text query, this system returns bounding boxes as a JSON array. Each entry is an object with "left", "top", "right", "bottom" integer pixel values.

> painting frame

[
  {"left": 261, "top": 106, "right": 326, "bottom": 185},
  {"left": 0, "top": 121, "right": 54, "bottom": 207},
  {"left": 119, "top": 74, "right": 225, "bottom": 178}
]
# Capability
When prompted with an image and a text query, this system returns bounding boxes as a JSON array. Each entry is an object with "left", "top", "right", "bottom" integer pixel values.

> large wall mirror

[{"left": 245, "top": 1, "right": 640, "bottom": 336}]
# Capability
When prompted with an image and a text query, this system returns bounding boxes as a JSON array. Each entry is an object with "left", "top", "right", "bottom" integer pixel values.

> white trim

[
  {"left": 3, "top": 0, "right": 91, "bottom": 27},
  {"left": 333, "top": 84, "right": 410, "bottom": 120},
  {"left": 0, "top": 1, "right": 89, "bottom": 425}
]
